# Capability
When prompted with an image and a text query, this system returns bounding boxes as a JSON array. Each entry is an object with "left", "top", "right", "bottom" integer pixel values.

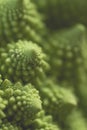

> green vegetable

[
  {"left": 0, "top": 120, "right": 22, "bottom": 130},
  {"left": 35, "top": 79, "right": 77, "bottom": 124},
  {"left": 43, "top": 24, "right": 87, "bottom": 88},
  {"left": 0, "top": 78, "right": 42, "bottom": 127},
  {"left": 0, "top": 40, "right": 47, "bottom": 84},
  {"left": 0, "top": 0, "right": 87, "bottom": 129},
  {"left": 29, "top": 110, "right": 60, "bottom": 130},
  {"left": 0, "top": 0, "right": 45, "bottom": 45}
]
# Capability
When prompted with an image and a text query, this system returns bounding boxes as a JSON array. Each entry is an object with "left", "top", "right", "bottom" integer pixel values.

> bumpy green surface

[
  {"left": 43, "top": 24, "right": 87, "bottom": 87},
  {"left": 0, "top": 0, "right": 45, "bottom": 45},
  {"left": 0, "top": 121, "right": 22, "bottom": 130},
  {"left": 0, "top": 40, "right": 48, "bottom": 84},
  {"left": 42, "top": 25, "right": 87, "bottom": 117},
  {"left": 0, "top": 97, "right": 7, "bottom": 124},
  {"left": 0, "top": 78, "right": 42, "bottom": 127},
  {"left": 35, "top": 79, "right": 77, "bottom": 124},
  {"left": 29, "top": 110, "right": 60, "bottom": 130},
  {"left": 0, "top": 0, "right": 87, "bottom": 129}
]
